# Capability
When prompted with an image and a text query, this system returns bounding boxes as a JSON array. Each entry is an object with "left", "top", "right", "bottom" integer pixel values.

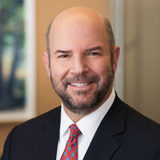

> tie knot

[{"left": 69, "top": 124, "right": 81, "bottom": 139}]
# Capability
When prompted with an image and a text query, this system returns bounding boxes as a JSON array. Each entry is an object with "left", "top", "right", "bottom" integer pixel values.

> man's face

[{"left": 43, "top": 16, "right": 119, "bottom": 115}]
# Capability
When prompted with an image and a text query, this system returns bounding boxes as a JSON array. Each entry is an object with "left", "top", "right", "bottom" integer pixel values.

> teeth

[{"left": 71, "top": 83, "right": 88, "bottom": 87}]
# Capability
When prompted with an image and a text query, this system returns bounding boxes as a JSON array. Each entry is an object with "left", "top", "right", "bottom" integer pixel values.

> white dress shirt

[{"left": 56, "top": 89, "right": 115, "bottom": 160}]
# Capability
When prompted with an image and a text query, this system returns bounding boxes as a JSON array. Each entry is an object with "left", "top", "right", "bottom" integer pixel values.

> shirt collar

[
  {"left": 59, "top": 88, "right": 115, "bottom": 140},
  {"left": 77, "top": 88, "right": 115, "bottom": 138},
  {"left": 60, "top": 105, "right": 74, "bottom": 139}
]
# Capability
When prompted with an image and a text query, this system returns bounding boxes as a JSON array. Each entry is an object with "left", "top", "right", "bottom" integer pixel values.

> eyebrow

[
  {"left": 85, "top": 46, "right": 103, "bottom": 52},
  {"left": 54, "top": 46, "right": 103, "bottom": 54},
  {"left": 54, "top": 49, "right": 72, "bottom": 54}
]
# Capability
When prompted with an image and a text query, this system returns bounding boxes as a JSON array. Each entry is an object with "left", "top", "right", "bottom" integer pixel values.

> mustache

[{"left": 62, "top": 74, "right": 100, "bottom": 88}]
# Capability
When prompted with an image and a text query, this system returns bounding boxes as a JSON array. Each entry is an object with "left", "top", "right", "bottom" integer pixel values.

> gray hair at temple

[{"left": 46, "top": 17, "right": 115, "bottom": 64}]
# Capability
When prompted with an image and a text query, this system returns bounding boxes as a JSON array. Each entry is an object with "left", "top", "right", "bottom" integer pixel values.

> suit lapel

[
  {"left": 83, "top": 96, "right": 126, "bottom": 160},
  {"left": 35, "top": 107, "right": 61, "bottom": 160},
  {"left": 33, "top": 96, "right": 126, "bottom": 160}
]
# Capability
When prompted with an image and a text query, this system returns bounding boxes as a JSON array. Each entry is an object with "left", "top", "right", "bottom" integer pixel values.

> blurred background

[{"left": 0, "top": 0, "right": 160, "bottom": 156}]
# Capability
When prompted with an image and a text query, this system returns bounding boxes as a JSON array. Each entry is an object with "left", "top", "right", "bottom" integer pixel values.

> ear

[
  {"left": 113, "top": 46, "right": 120, "bottom": 73},
  {"left": 42, "top": 52, "right": 50, "bottom": 77}
]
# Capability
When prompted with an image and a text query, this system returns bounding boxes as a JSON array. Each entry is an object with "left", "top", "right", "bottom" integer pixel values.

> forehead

[{"left": 49, "top": 11, "right": 108, "bottom": 50}]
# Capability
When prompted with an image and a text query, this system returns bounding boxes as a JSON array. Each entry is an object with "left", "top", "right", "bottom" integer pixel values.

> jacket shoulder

[
  {"left": 13, "top": 106, "right": 61, "bottom": 134},
  {"left": 117, "top": 98, "right": 160, "bottom": 141}
]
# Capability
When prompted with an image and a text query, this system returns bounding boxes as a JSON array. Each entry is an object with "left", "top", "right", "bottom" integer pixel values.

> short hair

[
  {"left": 46, "top": 20, "right": 53, "bottom": 59},
  {"left": 46, "top": 17, "right": 115, "bottom": 62},
  {"left": 104, "top": 17, "right": 115, "bottom": 65}
]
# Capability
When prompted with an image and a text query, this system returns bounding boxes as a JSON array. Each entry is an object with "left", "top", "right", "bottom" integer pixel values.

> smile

[{"left": 70, "top": 83, "right": 89, "bottom": 87}]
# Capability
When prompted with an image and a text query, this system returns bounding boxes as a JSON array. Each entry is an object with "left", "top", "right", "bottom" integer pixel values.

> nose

[{"left": 70, "top": 56, "right": 89, "bottom": 74}]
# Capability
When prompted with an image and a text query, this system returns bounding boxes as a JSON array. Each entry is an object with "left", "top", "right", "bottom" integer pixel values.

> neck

[
  {"left": 63, "top": 107, "right": 85, "bottom": 122},
  {"left": 63, "top": 87, "right": 113, "bottom": 122}
]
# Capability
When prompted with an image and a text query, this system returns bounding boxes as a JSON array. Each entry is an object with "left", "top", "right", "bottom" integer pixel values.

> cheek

[
  {"left": 50, "top": 61, "right": 68, "bottom": 80},
  {"left": 90, "top": 60, "right": 111, "bottom": 78}
]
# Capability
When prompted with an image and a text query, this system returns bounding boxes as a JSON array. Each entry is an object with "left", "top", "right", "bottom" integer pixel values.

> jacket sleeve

[
  {"left": 153, "top": 143, "right": 160, "bottom": 160},
  {"left": 1, "top": 127, "right": 17, "bottom": 160}
]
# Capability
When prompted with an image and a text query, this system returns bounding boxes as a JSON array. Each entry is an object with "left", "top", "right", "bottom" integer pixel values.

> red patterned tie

[{"left": 61, "top": 124, "right": 81, "bottom": 160}]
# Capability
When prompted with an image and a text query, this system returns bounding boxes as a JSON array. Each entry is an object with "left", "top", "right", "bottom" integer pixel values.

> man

[{"left": 2, "top": 6, "right": 160, "bottom": 160}]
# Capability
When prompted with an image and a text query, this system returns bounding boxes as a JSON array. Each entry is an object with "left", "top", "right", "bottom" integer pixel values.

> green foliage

[
  {"left": 0, "top": 0, "right": 25, "bottom": 110},
  {"left": 0, "top": 0, "right": 24, "bottom": 46}
]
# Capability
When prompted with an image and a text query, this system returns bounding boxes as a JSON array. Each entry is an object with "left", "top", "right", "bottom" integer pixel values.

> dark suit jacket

[{"left": 2, "top": 96, "right": 160, "bottom": 160}]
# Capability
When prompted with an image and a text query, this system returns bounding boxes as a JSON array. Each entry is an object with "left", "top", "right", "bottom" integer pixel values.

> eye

[
  {"left": 87, "top": 52, "right": 100, "bottom": 56},
  {"left": 58, "top": 54, "right": 69, "bottom": 58}
]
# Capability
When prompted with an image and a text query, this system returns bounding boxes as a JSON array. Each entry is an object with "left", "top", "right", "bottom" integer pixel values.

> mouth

[
  {"left": 63, "top": 75, "right": 99, "bottom": 90},
  {"left": 67, "top": 82, "right": 95, "bottom": 95},
  {"left": 70, "top": 82, "right": 90, "bottom": 87}
]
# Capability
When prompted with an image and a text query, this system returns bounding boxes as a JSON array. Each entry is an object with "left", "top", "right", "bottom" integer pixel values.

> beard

[{"left": 50, "top": 68, "right": 114, "bottom": 115}]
